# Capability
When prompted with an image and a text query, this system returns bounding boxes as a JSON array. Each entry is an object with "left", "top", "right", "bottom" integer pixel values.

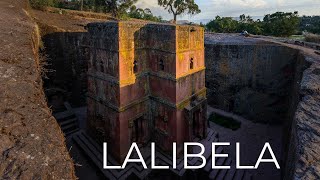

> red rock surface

[{"left": 0, "top": 0, "right": 75, "bottom": 179}]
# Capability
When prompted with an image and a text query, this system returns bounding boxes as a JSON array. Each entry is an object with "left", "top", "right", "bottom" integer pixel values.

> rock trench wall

[
  {"left": 285, "top": 59, "right": 320, "bottom": 180},
  {"left": 0, "top": 0, "right": 75, "bottom": 179},
  {"left": 205, "top": 37, "right": 320, "bottom": 179},
  {"left": 41, "top": 32, "right": 89, "bottom": 109},
  {"left": 205, "top": 43, "right": 299, "bottom": 124}
]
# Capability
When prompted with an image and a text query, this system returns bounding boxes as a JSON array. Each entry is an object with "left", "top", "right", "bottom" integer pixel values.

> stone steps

[
  {"left": 208, "top": 157, "right": 229, "bottom": 179},
  {"left": 224, "top": 165, "right": 237, "bottom": 180},
  {"left": 234, "top": 169, "right": 245, "bottom": 180},
  {"left": 53, "top": 102, "right": 80, "bottom": 136},
  {"left": 215, "top": 158, "right": 232, "bottom": 180}
]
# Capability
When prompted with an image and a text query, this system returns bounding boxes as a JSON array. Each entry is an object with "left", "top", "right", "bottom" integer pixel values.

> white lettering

[
  {"left": 212, "top": 142, "right": 230, "bottom": 169},
  {"left": 236, "top": 142, "right": 255, "bottom": 169},
  {"left": 122, "top": 143, "right": 147, "bottom": 169},
  {"left": 184, "top": 143, "right": 206, "bottom": 169},
  {"left": 173, "top": 142, "right": 177, "bottom": 169},
  {"left": 103, "top": 143, "right": 121, "bottom": 169},
  {"left": 254, "top": 143, "right": 280, "bottom": 169},
  {"left": 151, "top": 143, "right": 169, "bottom": 169}
]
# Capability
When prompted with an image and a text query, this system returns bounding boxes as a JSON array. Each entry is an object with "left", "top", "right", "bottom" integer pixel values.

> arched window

[
  {"left": 133, "top": 60, "right": 138, "bottom": 73},
  {"left": 190, "top": 58, "right": 194, "bottom": 70},
  {"left": 159, "top": 59, "right": 164, "bottom": 71}
]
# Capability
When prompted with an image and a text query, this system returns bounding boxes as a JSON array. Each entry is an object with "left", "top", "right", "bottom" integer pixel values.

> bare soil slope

[
  {"left": 0, "top": 0, "right": 75, "bottom": 179},
  {"left": 31, "top": 8, "right": 110, "bottom": 33}
]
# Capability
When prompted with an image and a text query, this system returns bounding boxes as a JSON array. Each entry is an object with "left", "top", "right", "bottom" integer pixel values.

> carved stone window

[
  {"left": 159, "top": 59, "right": 165, "bottom": 71},
  {"left": 133, "top": 60, "right": 138, "bottom": 73},
  {"left": 190, "top": 58, "right": 194, "bottom": 70}
]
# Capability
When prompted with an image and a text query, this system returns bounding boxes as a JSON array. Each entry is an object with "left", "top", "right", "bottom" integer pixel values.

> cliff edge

[{"left": 0, "top": 0, "right": 75, "bottom": 179}]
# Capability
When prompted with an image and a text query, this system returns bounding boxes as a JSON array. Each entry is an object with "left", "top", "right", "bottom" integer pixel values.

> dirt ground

[
  {"left": 30, "top": 7, "right": 149, "bottom": 35},
  {"left": 30, "top": 8, "right": 109, "bottom": 33},
  {"left": 0, "top": 0, "right": 75, "bottom": 179}
]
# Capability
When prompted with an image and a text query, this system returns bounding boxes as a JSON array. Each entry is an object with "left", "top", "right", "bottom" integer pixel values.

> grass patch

[
  {"left": 289, "top": 35, "right": 305, "bottom": 41},
  {"left": 209, "top": 113, "right": 241, "bottom": 131}
]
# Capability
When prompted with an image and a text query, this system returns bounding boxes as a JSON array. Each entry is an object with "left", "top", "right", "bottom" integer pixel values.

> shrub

[
  {"left": 29, "top": 0, "right": 57, "bottom": 10},
  {"left": 305, "top": 33, "right": 320, "bottom": 44}
]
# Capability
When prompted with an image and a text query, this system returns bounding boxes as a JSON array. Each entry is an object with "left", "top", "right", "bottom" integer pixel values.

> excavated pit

[
  {"left": 39, "top": 26, "right": 320, "bottom": 179},
  {"left": 205, "top": 34, "right": 320, "bottom": 179}
]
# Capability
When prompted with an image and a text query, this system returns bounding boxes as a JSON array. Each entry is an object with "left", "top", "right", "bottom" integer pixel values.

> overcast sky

[{"left": 135, "top": 0, "right": 320, "bottom": 22}]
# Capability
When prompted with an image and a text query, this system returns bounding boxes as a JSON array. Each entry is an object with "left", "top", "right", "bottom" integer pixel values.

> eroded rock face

[
  {"left": 294, "top": 63, "right": 320, "bottom": 179},
  {"left": 233, "top": 88, "right": 283, "bottom": 123},
  {"left": 205, "top": 42, "right": 298, "bottom": 124},
  {"left": 205, "top": 34, "right": 320, "bottom": 180},
  {"left": 0, "top": 0, "right": 75, "bottom": 179},
  {"left": 42, "top": 32, "right": 90, "bottom": 109}
]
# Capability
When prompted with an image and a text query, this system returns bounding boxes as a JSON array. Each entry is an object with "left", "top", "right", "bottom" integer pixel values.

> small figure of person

[{"left": 241, "top": 30, "right": 249, "bottom": 37}]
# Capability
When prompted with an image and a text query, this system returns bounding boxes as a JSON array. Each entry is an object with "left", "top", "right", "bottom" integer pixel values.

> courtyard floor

[{"left": 207, "top": 106, "right": 282, "bottom": 180}]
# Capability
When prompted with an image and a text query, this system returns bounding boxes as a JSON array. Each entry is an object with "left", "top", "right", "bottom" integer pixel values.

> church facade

[{"left": 87, "top": 21, "right": 207, "bottom": 162}]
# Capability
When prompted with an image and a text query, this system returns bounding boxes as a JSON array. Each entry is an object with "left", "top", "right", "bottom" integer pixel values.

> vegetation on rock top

[{"left": 206, "top": 11, "right": 320, "bottom": 38}]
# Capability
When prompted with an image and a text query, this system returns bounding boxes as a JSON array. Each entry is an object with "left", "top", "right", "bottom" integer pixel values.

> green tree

[
  {"left": 30, "top": 0, "right": 59, "bottom": 9},
  {"left": 300, "top": 15, "right": 320, "bottom": 34},
  {"left": 157, "top": 0, "right": 201, "bottom": 22},
  {"left": 206, "top": 12, "right": 299, "bottom": 36},
  {"left": 239, "top": 14, "right": 254, "bottom": 23},
  {"left": 263, "top": 11, "right": 300, "bottom": 37},
  {"left": 128, "top": 6, "right": 163, "bottom": 22},
  {"left": 128, "top": 5, "right": 144, "bottom": 19},
  {"left": 105, "top": 0, "right": 138, "bottom": 18},
  {"left": 93, "top": 0, "right": 107, "bottom": 12},
  {"left": 142, "top": 8, "right": 163, "bottom": 22},
  {"left": 206, "top": 16, "right": 238, "bottom": 33},
  {"left": 238, "top": 14, "right": 263, "bottom": 35}
]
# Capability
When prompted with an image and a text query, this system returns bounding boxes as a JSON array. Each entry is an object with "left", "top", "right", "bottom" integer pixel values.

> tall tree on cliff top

[
  {"left": 263, "top": 11, "right": 300, "bottom": 37},
  {"left": 158, "top": 0, "right": 201, "bottom": 22},
  {"left": 105, "top": 0, "right": 138, "bottom": 18}
]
